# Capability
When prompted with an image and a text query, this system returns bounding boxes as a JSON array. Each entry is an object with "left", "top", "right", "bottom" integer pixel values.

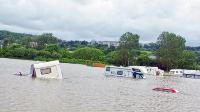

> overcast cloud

[{"left": 0, "top": 0, "right": 200, "bottom": 46}]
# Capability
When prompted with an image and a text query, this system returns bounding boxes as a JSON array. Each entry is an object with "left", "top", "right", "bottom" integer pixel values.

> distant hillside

[
  {"left": 1, "top": 30, "right": 200, "bottom": 52},
  {"left": 186, "top": 46, "right": 200, "bottom": 51},
  {"left": 0, "top": 30, "right": 34, "bottom": 40}
]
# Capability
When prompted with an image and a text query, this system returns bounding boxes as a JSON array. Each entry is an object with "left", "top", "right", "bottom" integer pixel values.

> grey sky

[{"left": 0, "top": 0, "right": 200, "bottom": 46}]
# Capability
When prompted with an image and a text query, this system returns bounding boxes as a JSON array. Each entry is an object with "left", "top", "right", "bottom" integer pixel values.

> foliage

[
  {"left": 118, "top": 32, "right": 140, "bottom": 66},
  {"left": 35, "top": 33, "right": 59, "bottom": 49},
  {"left": 1, "top": 30, "right": 200, "bottom": 70},
  {"left": 73, "top": 47, "right": 105, "bottom": 61},
  {"left": 59, "top": 40, "right": 89, "bottom": 50},
  {"left": 106, "top": 51, "right": 121, "bottom": 66},
  {"left": 178, "top": 51, "right": 197, "bottom": 69},
  {"left": 7, "top": 48, "right": 38, "bottom": 59},
  {"left": 44, "top": 44, "right": 60, "bottom": 52},
  {"left": 58, "top": 48, "right": 72, "bottom": 58},
  {"left": 37, "top": 50, "right": 52, "bottom": 58},
  {"left": 0, "top": 30, "right": 33, "bottom": 41},
  {"left": 156, "top": 32, "right": 186, "bottom": 71}
]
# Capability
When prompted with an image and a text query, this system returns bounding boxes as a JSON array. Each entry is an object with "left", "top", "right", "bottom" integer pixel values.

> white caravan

[
  {"left": 147, "top": 67, "right": 164, "bottom": 76},
  {"left": 169, "top": 69, "right": 184, "bottom": 76},
  {"left": 30, "top": 60, "right": 63, "bottom": 79},
  {"left": 105, "top": 66, "right": 146, "bottom": 78}
]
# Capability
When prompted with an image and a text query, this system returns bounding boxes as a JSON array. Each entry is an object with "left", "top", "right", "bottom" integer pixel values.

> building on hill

[
  {"left": 90, "top": 40, "right": 119, "bottom": 48},
  {"left": 29, "top": 42, "right": 38, "bottom": 48}
]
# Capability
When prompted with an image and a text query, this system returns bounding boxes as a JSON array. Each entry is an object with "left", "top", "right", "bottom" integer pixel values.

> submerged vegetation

[{"left": 0, "top": 30, "right": 199, "bottom": 70}]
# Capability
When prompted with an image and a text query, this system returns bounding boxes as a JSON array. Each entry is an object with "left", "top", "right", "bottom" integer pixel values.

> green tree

[
  {"left": 118, "top": 32, "right": 140, "bottom": 66},
  {"left": 37, "top": 50, "right": 52, "bottom": 58},
  {"left": 45, "top": 44, "right": 60, "bottom": 52},
  {"left": 21, "top": 36, "right": 33, "bottom": 47},
  {"left": 179, "top": 51, "right": 197, "bottom": 69},
  {"left": 58, "top": 48, "right": 71, "bottom": 58},
  {"left": 73, "top": 47, "right": 105, "bottom": 61},
  {"left": 51, "top": 52, "right": 62, "bottom": 59},
  {"left": 106, "top": 51, "right": 120, "bottom": 65},
  {"left": 2, "top": 37, "right": 15, "bottom": 48},
  {"left": 156, "top": 32, "right": 186, "bottom": 71},
  {"left": 136, "top": 53, "right": 151, "bottom": 66},
  {"left": 36, "top": 33, "right": 58, "bottom": 49}
]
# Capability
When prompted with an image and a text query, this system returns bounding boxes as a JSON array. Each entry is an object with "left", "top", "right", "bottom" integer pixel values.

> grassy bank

[{"left": 34, "top": 57, "right": 105, "bottom": 66}]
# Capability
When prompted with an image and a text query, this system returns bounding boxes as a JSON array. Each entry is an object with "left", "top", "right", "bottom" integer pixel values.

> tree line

[{"left": 0, "top": 30, "right": 199, "bottom": 71}]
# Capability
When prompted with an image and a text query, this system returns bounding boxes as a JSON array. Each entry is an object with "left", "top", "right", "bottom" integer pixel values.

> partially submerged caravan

[
  {"left": 169, "top": 69, "right": 184, "bottom": 76},
  {"left": 30, "top": 60, "right": 63, "bottom": 79},
  {"left": 105, "top": 66, "right": 164, "bottom": 78},
  {"left": 147, "top": 67, "right": 164, "bottom": 76},
  {"left": 169, "top": 69, "right": 200, "bottom": 78},
  {"left": 105, "top": 66, "right": 145, "bottom": 79}
]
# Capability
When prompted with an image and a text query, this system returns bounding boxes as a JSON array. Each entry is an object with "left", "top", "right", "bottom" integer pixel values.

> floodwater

[{"left": 0, "top": 58, "right": 200, "bottom": 112}]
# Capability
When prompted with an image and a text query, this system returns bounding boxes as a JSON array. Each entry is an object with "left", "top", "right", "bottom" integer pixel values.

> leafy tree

[
  {"left": 7, "top": 47, "right": 38, "bottom": 59},
  {"left": 179, "top": 51, "right": 197, "bottom": 69},
  {"left": 0, "top": 48, "right": 3, "bottom": 57},
  {"left": 36, "top": 33, "right": 59, "bottom": 49},
  {"left": 58, "top": 48, "right": 72, "bottom": 58},
  {"left": 20, "top": 36, "right": 33, "bottom": 47},
  {"left": 37, "top": 50, "right": 52, "bottom": 58},
  {"left": 136, "top": 53, "right": 150, "bottom": 66},
  {"left": 118, "top": 32, "right": 140, "bottom": 66},
  {"left": 73, "top": 47, "right": 105, "bottom": 61},
  {"left": 156, "top": 32, "right": 186, "bottom": 71},
  {"left": 106, "top": 51, "right": 121, "bottom": 65},
  {"left": 51, "top": 52, "right": 62, "bottom": 59},
  {"left": 45, "top": 44, "right": 60, "bottom": 52}
]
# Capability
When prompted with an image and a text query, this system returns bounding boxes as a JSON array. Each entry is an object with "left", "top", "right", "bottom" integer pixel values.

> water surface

[{"left": 0, "top": 58, "right": 200, "bottom": 112}]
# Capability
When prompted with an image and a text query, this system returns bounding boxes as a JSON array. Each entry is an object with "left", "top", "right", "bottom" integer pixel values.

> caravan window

[
  {"left": 106, "top": 67, "right": 110, "bottom": 71},
  {"left": 117, "top": 71, "right": 123, "bottom": 75},
  {"left": 40, "top": 68, "right": 51, "bottom": 75}
]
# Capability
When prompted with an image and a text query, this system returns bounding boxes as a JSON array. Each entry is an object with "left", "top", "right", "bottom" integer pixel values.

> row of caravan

[
  {"left": 105, "top": 66, "right": 164, "bottom": 78},
  {"left": 29, "top": 60, "right": 164, "bottom": 79},
  {"left": 169, "top": 69, "right": 200, "bottom": 76},
  {"left": 28, "top": 60, "right": 200, "bottom": 79}
]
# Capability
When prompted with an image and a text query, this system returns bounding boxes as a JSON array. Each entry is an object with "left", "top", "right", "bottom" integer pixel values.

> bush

[
  {"left": 37, "top": 50, "right": 51, "bottom": 58},
  {"left": 8, "top": 48, "right": 38, "bottom": 59},
  {"left": 73, "top": 47, "right": 105, "bottom": 61},
  {"left": 51, "top": 52, "right": 62, "bottom": 59},
  {"left": 106, "top": 51, "right": 121, "bottom": 65}
]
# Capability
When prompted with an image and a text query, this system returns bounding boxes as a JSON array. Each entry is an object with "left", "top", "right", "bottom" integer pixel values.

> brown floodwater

[{"left": 0, "top": 58, "right": 200, "bottom": 112}]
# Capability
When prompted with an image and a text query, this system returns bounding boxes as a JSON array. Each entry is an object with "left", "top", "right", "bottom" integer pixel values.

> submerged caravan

[
  {"left": 104, "top": 66, "right": 164, "bottom": 79},
  {"left": 30, "top": 60, "right": 63, "bottom": 79}
]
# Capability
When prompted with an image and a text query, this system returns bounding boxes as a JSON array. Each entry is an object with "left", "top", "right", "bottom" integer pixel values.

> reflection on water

[{"left": 1, "top": 58, "right": 200, "bottom": 112}]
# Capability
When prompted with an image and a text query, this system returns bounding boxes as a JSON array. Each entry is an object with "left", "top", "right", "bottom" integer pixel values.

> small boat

[{"left": 152, "top": 88, "right": 178, "bottom": 93}]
